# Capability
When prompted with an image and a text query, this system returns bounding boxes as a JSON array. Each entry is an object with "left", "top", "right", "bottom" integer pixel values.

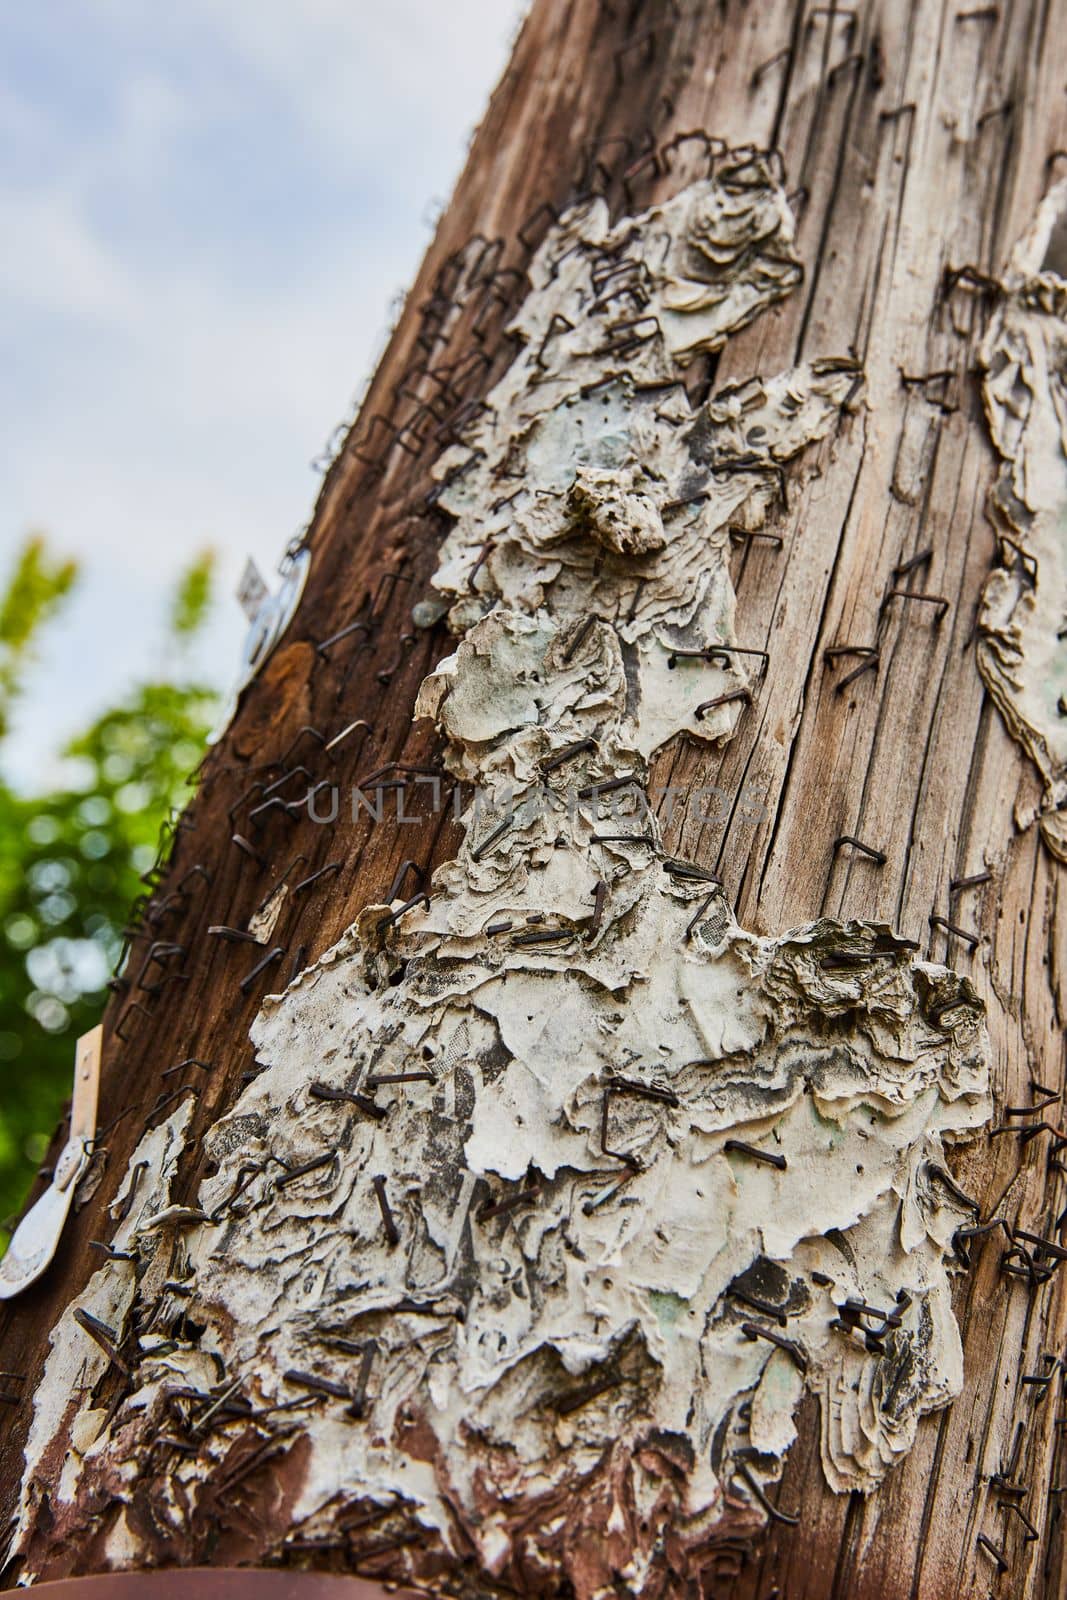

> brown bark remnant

[{"left": 1, "top": 2, "right": 1066, "bottom": 1597}]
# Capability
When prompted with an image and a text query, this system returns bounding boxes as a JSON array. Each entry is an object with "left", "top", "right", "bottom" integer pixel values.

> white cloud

[
  {"left": 0, "top": 1, "right": 528, "bottom": 788},
  {"left": 0, "top": 182, "right": 138, "bottom": 321},
  {"left": 170, "top": 0, "right": 528, "bottom": 168}
]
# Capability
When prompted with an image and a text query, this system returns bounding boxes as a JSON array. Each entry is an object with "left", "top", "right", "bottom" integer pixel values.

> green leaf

[
  {"left": 0, "top": 565, "right": 219, "bottom": 1239},
  {"left": 0, "top": 535, "right": 78, "bottom": 743},
  {"left": 170, "top": 548, "right": 216, "bottom": 639}
]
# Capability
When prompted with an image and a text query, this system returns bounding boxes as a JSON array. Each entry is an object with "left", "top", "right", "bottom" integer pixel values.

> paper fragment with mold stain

[
  {"left": 14, "top": 1100, "right": 195, "bottom": 1550},
  {"left": 977, "top": 176, "right": 1067, "bottom": 858}
]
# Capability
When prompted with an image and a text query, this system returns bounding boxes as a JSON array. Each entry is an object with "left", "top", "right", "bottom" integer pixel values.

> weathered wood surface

[{"left": 2, "top": 1, "right": 1066, "bottom": 1596}]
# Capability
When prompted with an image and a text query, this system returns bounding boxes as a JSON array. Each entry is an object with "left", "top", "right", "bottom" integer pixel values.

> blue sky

[{"left": 1, "top": 0, "right": 526, "bottom": 789}]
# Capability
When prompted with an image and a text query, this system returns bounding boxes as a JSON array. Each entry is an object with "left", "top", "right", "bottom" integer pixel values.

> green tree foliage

[
  {"left": 0, "top": 540, "right": 218, "bottom": 1236},
  {"left": 170, "top": 548, "right": 214, "bottom": 640},
  {"left": 0, "top": 536, "right": 78, "bottom": 742}
]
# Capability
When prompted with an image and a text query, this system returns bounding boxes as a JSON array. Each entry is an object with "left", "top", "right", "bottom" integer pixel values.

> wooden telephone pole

[{"left": 2, "top": 4, "right": 1067, "bottom": 1597}]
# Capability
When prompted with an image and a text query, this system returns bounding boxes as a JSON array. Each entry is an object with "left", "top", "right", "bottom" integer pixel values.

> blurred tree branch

[
  {"left": 0, "top": 540, "right": 218, "bottom": 1234},
  {"left": 0, "top": 536, "right": 77, "bottom": 742}
]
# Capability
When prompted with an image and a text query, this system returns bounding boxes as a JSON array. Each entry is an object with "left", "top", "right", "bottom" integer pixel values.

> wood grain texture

[{"left": 1, "top": 2, "right": 1065, "bottom": 1596}]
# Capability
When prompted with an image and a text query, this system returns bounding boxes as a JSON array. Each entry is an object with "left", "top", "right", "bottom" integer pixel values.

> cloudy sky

[{"left": 1, "top": 0, "right": 527, "bottom": 789}]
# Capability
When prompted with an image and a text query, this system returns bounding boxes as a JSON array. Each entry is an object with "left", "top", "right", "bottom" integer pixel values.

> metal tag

[
  {"left": 236, "top": 559, "right": 269, "bottom": 623},
  {"left": 0, "top": 1026, "right": 102, "bottom": 1299}
]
